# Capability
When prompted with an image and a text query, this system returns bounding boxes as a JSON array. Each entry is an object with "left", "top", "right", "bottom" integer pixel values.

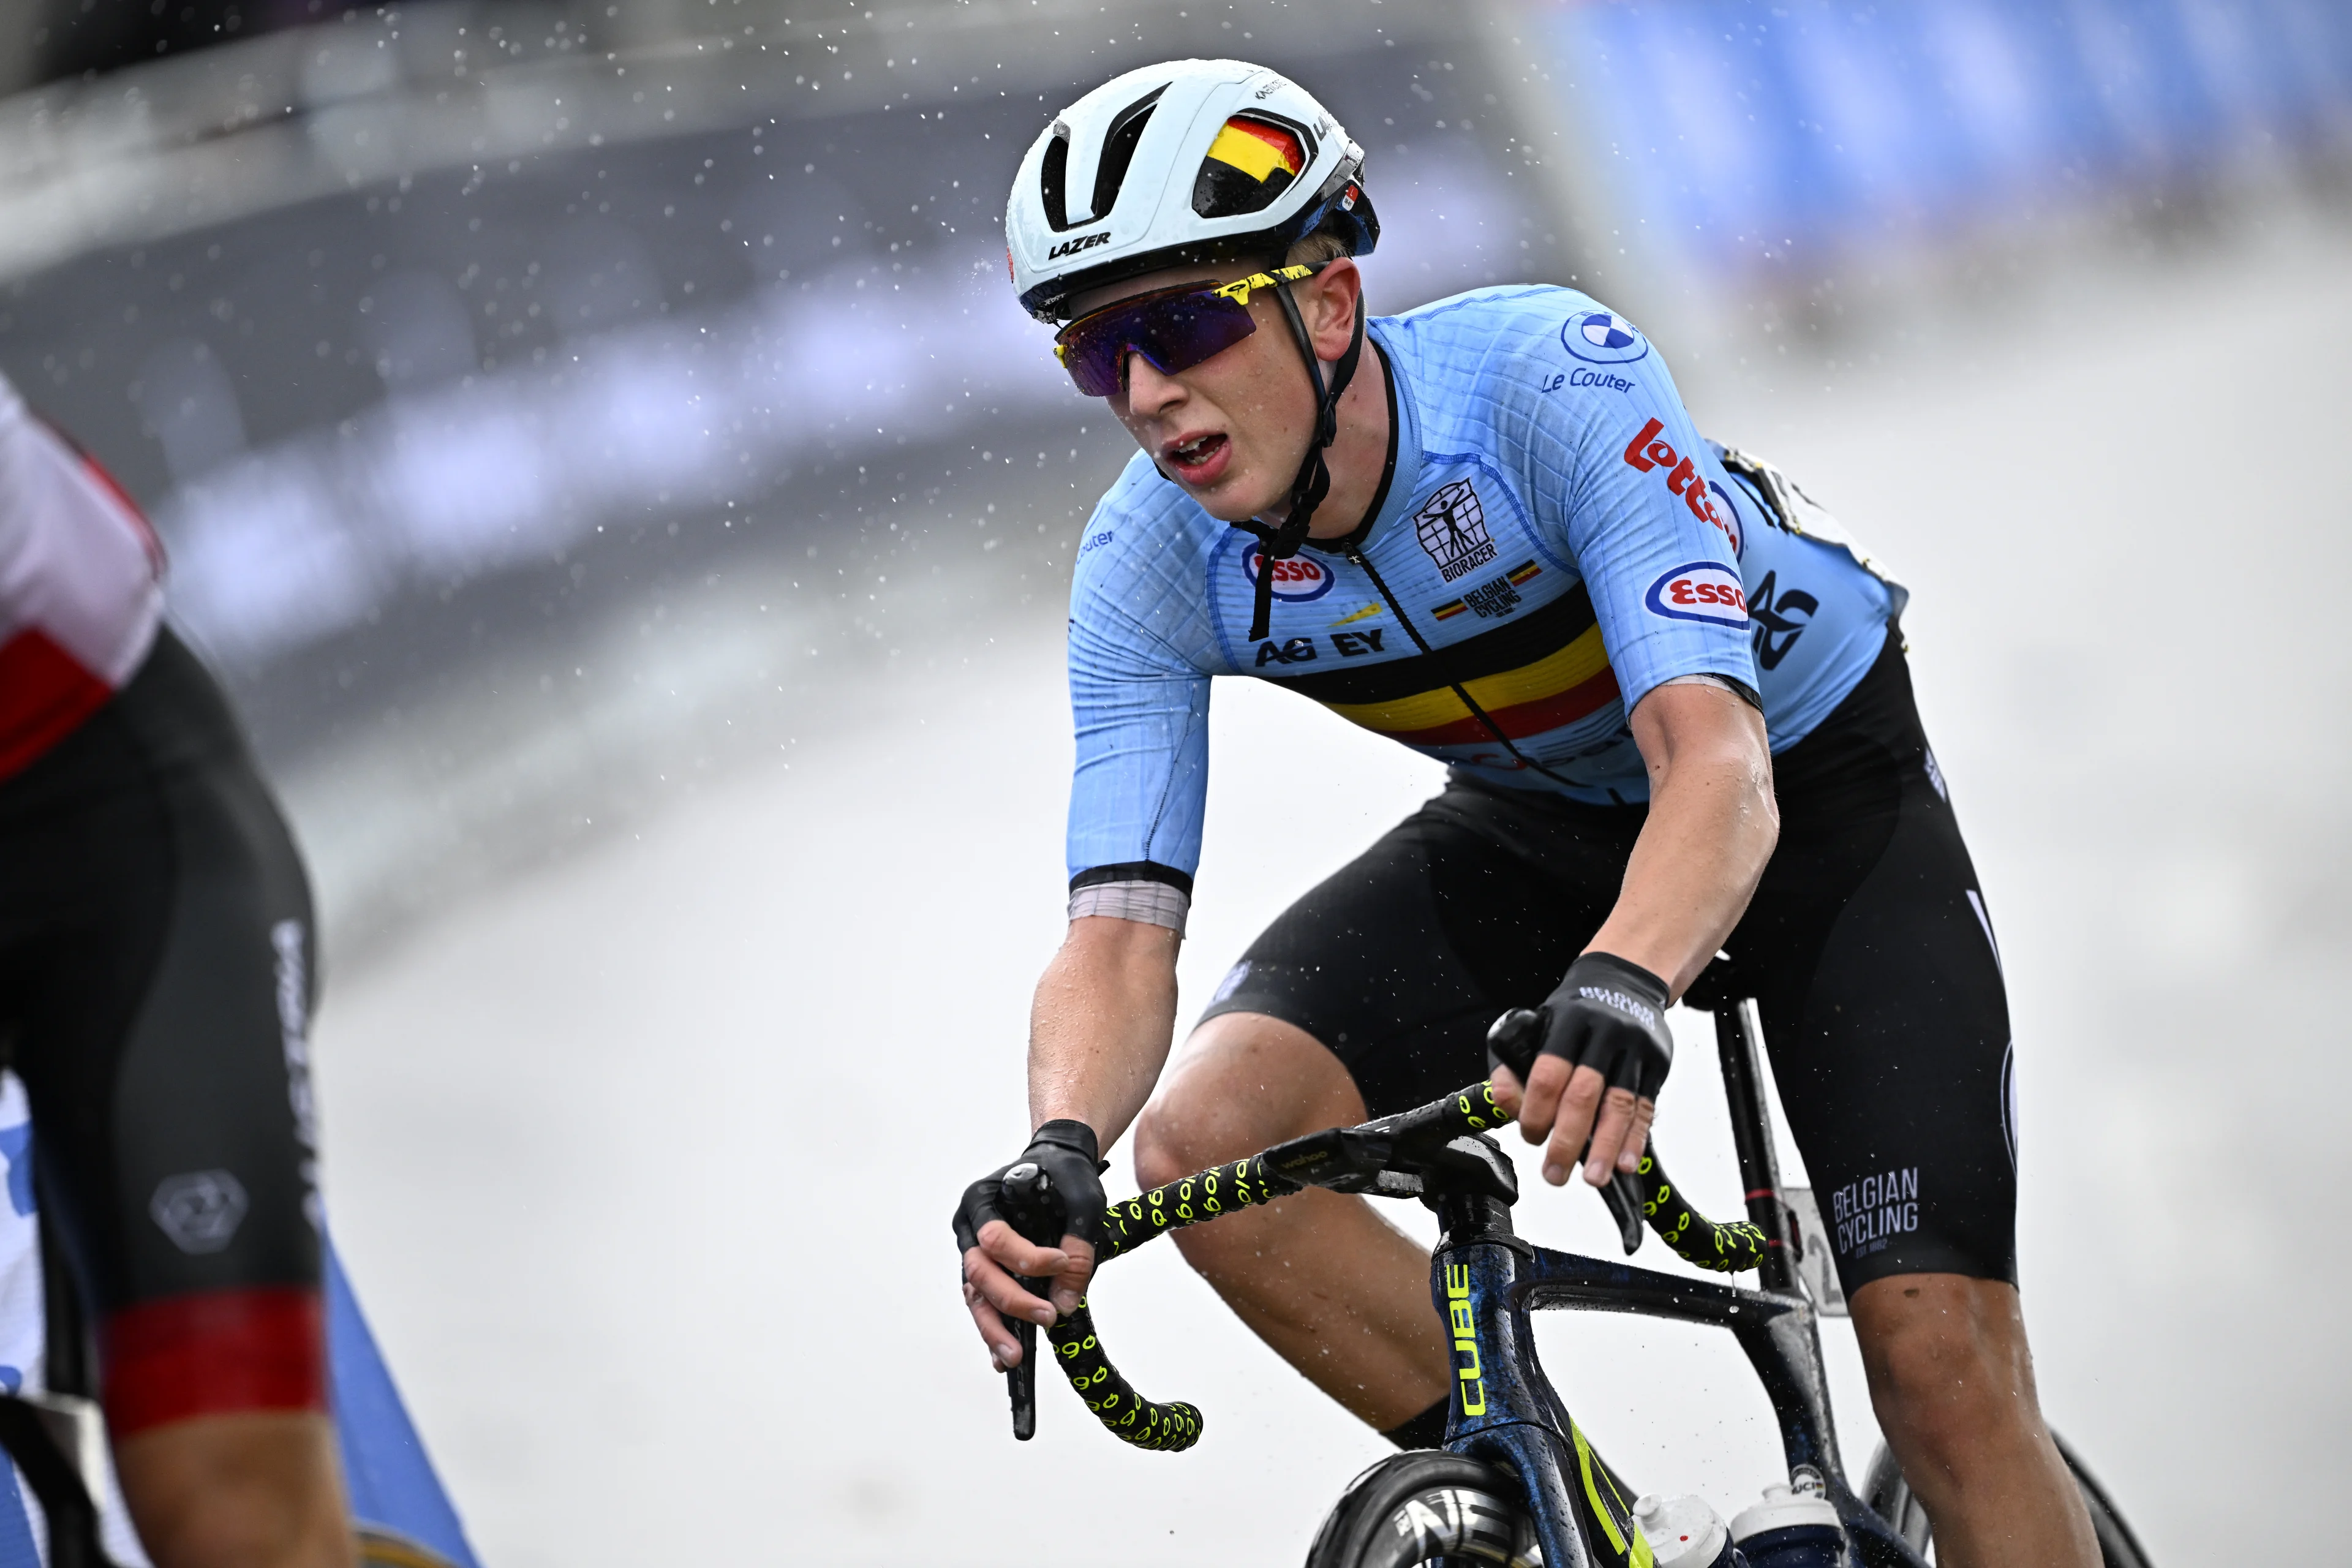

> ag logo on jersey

[
  {"left": 1414, "top": 480, "right": 1499, "bottom": 583},
  {"left": 1562, "top": 310, "right": 1651, "bottom": 366},
  {"left": 1645, "top": 562, "right": 1750, "bottom": 625},
  {"left": 1243, "top": 544, "right": 1336, "bottom": 603}
]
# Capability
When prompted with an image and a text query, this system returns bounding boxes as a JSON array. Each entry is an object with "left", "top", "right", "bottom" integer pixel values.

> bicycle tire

[
  {"left": 1303, "top": 1450, "right": 1538, "bottom": 1568},
  {"left": 1862, "top": 1433, "right": 2152, "bottom": 1568}
]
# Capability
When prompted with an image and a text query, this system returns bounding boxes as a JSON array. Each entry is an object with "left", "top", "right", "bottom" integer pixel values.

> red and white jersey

[{"left": 0, "top": 371, "right": 164, "bottom": 782}]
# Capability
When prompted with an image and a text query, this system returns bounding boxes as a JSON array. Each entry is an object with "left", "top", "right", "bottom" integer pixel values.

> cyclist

[
  {"left": 0, "top": 370, "right": 354, "bottom": 1567},
  {"left": 956, "top": 61, "right": 2098, "bottom": 1567}
]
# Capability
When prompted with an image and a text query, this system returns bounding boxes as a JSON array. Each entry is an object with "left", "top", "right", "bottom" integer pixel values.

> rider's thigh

[
  {"left": 116, "top": 1411, "right": 355, "bottom": 1568},
  {"left": 0, "top": 633, "right": 331, "bottom": 1446},
  {"left": 1133, "top": 1011, "right": 1365, "bottom": 1188}
]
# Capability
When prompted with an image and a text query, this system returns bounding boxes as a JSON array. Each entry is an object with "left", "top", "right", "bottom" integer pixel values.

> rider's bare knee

[
  {"left": 1133, "top": 1012, "right": 1357, "bottom": 1189},
  {"left": 1856, "top": 1276, "right": 2040, "bottom": 1476}
]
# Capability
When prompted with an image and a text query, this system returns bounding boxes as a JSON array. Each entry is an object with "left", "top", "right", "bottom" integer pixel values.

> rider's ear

[{"left": 1306, "top": 258, "right": 1362, "bottom": 360}]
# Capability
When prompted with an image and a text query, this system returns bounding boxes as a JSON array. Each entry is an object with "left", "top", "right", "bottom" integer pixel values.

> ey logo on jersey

[
  {"left": 1562, "top": 310, "right": 1651, "bottom": 366},
  {"left": 1646, "top": 562, "right": 1749, "bottom": 625},
  {"left": 1242, "top": 545, "right": 1336, "bottom": 604}
]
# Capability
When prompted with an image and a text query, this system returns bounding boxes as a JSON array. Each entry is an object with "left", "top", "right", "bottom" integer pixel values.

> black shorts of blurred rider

[
  {"left": 0, "top": 627, "right": 326, "bottom": 1439},
  {"left": 1200, "top": 628, "right": 2019, "bottom": 1299}
]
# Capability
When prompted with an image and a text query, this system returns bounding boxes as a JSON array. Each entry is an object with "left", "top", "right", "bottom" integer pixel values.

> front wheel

[
  {"left": 1305, "top": 1450, "right": 1539, "bottom": 1568},
  {"left": 1863, "top": 1433, "right": 2152, "bottom": 1568}
]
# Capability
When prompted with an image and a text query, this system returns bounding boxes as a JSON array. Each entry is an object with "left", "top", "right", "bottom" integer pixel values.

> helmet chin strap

[{"left": 1236, "top": 280, "right": 1366, "bottom": 643}]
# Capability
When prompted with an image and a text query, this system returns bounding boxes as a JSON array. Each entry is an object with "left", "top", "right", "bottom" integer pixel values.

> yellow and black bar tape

[
  {"left": 1046, "top": 1298, "right": 1204, "bottom": 1452},
  {"left": 1095, "top": 1153, "right": 1297, "bottom": 1264},
  {"left": 1629, "top": 1151, "right": 1768, "bottom": 1273}
]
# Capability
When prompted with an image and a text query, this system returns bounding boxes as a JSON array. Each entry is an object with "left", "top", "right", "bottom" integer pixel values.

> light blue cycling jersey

[{"left": 1066, "top": 285, "right": 1902, "bottom": 890}]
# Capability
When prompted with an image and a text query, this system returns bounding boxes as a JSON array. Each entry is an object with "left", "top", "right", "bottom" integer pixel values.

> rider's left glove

[
  {"left": 952, "top": 1119, "right": 1110, "bottom": 1257},
  {"left": 1532, "top": 951, "right": 1676, "bottom": 1101}
]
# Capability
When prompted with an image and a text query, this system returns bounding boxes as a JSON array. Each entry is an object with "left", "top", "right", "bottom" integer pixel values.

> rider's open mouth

[{"left": 1165, "top": 431, "right": 1227, "bottom": 475}]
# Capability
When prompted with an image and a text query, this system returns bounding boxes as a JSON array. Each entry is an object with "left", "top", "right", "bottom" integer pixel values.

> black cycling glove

[
  {"left": 952, "top": 1119, "right": 1109, "bottom": 1257},
  {"left": 1507, "top": 951, "right": 1675, "bottom": 1101}
]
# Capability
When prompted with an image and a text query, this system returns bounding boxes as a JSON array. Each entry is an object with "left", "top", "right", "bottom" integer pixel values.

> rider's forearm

[
  {"left": 1028, "top": 914, "right": 1183, "bottom": 1147},
  {"left": 1586, "top": 684, "right": 1778, "bottom": 998}
]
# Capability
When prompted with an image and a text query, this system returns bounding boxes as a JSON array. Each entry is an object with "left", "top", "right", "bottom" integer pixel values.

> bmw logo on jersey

[{"left": 1562, "top": 310, "right": 1651, "bottom": 366}]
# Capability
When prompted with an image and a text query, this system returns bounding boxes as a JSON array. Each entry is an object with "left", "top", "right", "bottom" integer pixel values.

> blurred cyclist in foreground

[
  {"left": 0, "top": 370, "right": 352, "bottom": 1566},
  {"left": 954, "top": 60, "right": 2097, "bottom": 1567}
]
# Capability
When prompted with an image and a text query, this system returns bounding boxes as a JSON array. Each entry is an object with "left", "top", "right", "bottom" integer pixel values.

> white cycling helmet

[{"left": 1007, "top": 59, "right": 1379, "bottom": 323}]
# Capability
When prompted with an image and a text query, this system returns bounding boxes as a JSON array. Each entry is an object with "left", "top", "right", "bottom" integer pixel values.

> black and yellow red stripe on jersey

[{"left": 1257, "top": 579, "right": 1619, "bottom": 747}]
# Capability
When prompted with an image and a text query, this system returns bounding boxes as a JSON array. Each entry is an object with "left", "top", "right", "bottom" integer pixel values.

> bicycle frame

[{"left": 1423, "top": 993, "right": 1926, "bottom": 1568}]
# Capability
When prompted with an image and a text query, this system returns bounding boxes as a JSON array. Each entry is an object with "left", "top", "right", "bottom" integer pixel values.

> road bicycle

[{"left": 998, "top": 961, "right": 2151, "bottom": 1567}]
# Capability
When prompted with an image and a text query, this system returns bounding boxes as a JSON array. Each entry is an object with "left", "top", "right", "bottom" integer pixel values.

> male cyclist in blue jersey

[{"left": 953, "top": 61, "right": 2095, "bottom": 1567}]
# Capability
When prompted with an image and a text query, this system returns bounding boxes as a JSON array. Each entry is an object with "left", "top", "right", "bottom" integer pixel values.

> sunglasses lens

[{"left": 1057, "top": 287, "right": 1258, "bottom": 397}]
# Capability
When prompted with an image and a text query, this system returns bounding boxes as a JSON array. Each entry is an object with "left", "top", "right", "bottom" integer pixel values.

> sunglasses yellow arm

[{"left": 1210, "top": 263, "right": 1314, "bottom": 307}]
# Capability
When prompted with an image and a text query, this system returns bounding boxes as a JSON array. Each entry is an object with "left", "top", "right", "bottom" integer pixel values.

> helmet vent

[
  {"left": 1088, "top": 86, "right": 1167, "bottom": 229},
  {"left": 1039, "top": 131, "right": 1072, "bottom": 232}
]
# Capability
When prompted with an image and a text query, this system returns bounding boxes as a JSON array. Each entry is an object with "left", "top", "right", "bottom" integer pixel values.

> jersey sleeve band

[{"left": 1068, "top": 879, "right": 1190, "bottom": 934}]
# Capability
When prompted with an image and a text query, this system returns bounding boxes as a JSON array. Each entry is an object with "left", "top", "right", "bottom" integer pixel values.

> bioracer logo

[
  {"left": 1445, "top": 1264, "right": 1487, "bottom": 1416},
  {"left": 1048, "top": 231, "right": 1111, "bottom": 260}
]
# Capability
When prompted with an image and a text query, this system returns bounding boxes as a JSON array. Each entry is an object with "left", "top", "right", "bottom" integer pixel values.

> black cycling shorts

[
  {"left": 1200, "top": 631, "right": 2019, "bottom": 1296},
  {"left": 0, "top": 627, "right": 326, "bottom": 1436}
]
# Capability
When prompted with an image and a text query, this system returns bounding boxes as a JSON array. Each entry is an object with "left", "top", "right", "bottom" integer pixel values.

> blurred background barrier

[{"left": 0, "top": 1, "right": 2346, "bottom": 1563}]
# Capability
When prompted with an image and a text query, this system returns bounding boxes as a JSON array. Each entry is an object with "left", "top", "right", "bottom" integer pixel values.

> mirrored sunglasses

[{"left": 1054, "top": 264, "right": 1321, "bottom": 398}]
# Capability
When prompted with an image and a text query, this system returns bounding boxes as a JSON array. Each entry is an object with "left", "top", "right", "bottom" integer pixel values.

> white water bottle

[
  {"left": 1633, "top": 1493, "right": 1740, "bottom": 1568},
  {"left": 1730, "top": 1482, "right": 1845, "bottom": 1567}
]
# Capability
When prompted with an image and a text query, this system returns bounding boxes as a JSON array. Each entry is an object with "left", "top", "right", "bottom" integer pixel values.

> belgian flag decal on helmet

[{"left": 1193, "top": 117, "right": 1307, "bottom": 219}]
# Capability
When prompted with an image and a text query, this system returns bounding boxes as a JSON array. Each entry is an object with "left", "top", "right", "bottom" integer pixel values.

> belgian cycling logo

[
  {"left": 1242, "top": 545, "right": 1335, "bottom": 603},
  {"left": 1645, "top": 562, "right": 1750, "bottom": 626},
  {"left": 150, "top": 1169, "right": 250, "bottom": 1255},
  {"left": 1828, "top": 1167, "right": 1920, "bottom": 1261},
  {"left": 1413, "top": 481, "right": 1498, "bottom": 582},
  {"left": 1561, "top": 309, "right": 1651, "bottom": 366}
]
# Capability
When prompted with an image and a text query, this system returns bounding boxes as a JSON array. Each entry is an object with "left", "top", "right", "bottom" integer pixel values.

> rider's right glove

[
  {"left": 951, "top": 1119, "right": 1110, "bottom": 1260},
  {"left": 1526, "top": 951, "right": 1676, "bottom": 1101}
]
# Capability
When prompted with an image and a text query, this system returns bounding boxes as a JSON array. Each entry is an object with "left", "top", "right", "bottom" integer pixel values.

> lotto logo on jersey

[
  {"left": 1242, "top": 545, "right": 1336, "bottom": 603},
  {"left": 1562, "top": 309, "right": 1651, "bottom": 366},
  {"left": 1646, "top": 562, "right": 1750, "bottom": 625}
]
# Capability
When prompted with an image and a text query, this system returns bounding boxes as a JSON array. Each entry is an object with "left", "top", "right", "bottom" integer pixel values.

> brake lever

[
  {"left": 1598, "top": 1169, "right": 1646, "bottom": 1256},
  {"left": 999, "top": 1161, "right": 1061, "bottom": 1442},
  {"left": 1493, "top": 1009, "right": 1646, "bottom": 1254}
]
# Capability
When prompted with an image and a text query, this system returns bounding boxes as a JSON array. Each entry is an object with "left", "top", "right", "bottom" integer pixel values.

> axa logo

[
  {"left": 1623, "top": 418, "right": 1739, "bottom": 553},
  {"left": 1646, "top": 562, "right": 1749, "bottom": 626},
  {"left": 1243, "top": 545, "right": 1336, "bottom": 603},
  {"left": 1047, "top": 231, "right": 1111, "bottom": 260},
  {"left": 1446, "top": 1264, "right": 1487, "bottom": 1416}
]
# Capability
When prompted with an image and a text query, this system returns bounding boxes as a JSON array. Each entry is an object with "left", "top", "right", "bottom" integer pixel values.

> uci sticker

[
  {"left": 1645, "top": 562, "right": 1750, "bottom": 625},
  {"left": 1562, "top": 309, "right": 1651, "bottom": 366},
  {"left": 1243, "top": 545, "right": 1336, "bottom": 603}
]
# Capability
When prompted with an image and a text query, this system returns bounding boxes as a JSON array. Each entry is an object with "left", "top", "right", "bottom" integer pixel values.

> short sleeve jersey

[
  {"left": 0, "top": 371, "right": 164, "bottom": 782},
  {"left": 1065, "top": 285, "right": 1901, "bottom": 889}
]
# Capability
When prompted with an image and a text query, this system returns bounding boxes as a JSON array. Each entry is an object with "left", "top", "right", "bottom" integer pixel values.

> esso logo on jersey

[
  {"left": 1243, "top": 546, "right": 1336, "bottom": 603},
  {"left": 1561, "top": 309, "right": 1651, "bottom": 366},
  {"left": 1645, "top": 562, "right": 1750, "bottom": 625}
]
